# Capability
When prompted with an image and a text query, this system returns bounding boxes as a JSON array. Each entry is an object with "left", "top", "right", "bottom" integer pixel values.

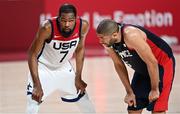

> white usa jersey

[{"left": 38, "top": 17, "right": 82, "bottom": 69}]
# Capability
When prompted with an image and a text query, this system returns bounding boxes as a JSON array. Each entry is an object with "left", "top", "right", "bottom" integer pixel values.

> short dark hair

[
  {"left": 96, "top": 19, "right": 119, "bottom": 35},
  {"left": 58, "top": 3, "right": 77, "bottom": 17}
]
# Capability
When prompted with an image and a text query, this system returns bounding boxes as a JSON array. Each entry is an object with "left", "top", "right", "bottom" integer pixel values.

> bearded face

[{"left": 58, "top": 12, "right": 76, "bottom": 37}]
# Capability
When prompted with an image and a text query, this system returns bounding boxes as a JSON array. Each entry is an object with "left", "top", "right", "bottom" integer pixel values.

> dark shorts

[{"left": 128, "top": 57, "right": 175, "bottom": 112}]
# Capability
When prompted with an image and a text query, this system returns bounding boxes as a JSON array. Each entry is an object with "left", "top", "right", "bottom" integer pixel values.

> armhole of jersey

[
  {"left": 37, "top": 42, "right": 46, "bottom": 60},
  {"left": 45, "top": 19, "right": 54, "bottom": 43},
  {"left": 118, "top": 23, "right": 125, "bottom": 43},
  {"left": 121, "top": 24, "right": 125, "bottom": 43},
  {"left": 118, "top": 23, "right": 135, "bottom": 50},
  {"left": 78, "top": 18, "right": 82, "bottom": 41}
]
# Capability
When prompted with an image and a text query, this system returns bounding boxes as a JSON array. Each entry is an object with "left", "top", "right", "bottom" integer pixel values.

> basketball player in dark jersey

[
  {"left": 96, "top": 19, "right": 175, "bottom": 114},
  {"left": 26, "top": 4, "right": 95, "bottom": 114}
]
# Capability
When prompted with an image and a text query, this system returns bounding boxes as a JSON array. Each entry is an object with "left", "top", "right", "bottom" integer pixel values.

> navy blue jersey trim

[
  {"left": 46, "top": 19, "right": 54, "bottom": 43},
  {"left": 117, "top": 23, "right": 125, "bottom": 43},
  {"left": 169, "top": 56, "right": 176, "bottom": 93},
  {"left": 37, "top": 42, "right": 45, "bottom": 59},
  {"left": 131, "top": 25, "right": 173, "bottom": 58},
  {"left": 27, "top": 91, "right": 32, "bottom": 95},
  {"left": 79, "top": 18, "right": 82, "bottom": 41}
]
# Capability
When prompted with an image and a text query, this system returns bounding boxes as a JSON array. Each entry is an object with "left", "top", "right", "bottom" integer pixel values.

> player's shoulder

[
  {"left": 123, "top": 25, "right": 144, "bottom": 39},
  {"left": 123, "top": 25, "right": 138, "bottom": 34},
  {"left": 80, "top": 18, "right": 89, "bottom": 33},
  {"left": 37, "top": 20, "right": 52, "bottom": 40},
  {"left": 81, "top": 19, "right": 89, "bottom": 27},
  {"left": 40, "top": 20, "right": 52, "bottom": 31}
]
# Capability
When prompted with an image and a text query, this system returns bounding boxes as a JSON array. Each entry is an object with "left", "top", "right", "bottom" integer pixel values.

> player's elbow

[
  {"left": 28, "top": 50, "right": 38, "bottom": 63},
  {"left": 114, "top": 61, "right": 124, "bottom": 70},
  {"left": 75, "top": 46, "right": 84, "bottom": 54},
  {"left": 146, "top": 58, "right": 158, "bottom": 68},
  {"left": 151, "top": 57, "right": 158, "bottom": 64}
]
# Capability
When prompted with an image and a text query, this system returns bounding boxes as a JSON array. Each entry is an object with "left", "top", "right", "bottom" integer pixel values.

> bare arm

[
  {"left": 104, "top": 46, "right": 136, "bottom": 107},
  {"left": 74, "top": 19, "right": 89, "bottom": 94},
  {"left": 124, "top": 26, "right": 160, "bottom": 102},
  {"left": 124, "top": 26, "right": 159, "bottom": 90},
  {"left": 28, "top": 20, "right": 51, "bottom": 102},
  {"left": 104, "top": 46, "right": 133, "bottom": 94}
]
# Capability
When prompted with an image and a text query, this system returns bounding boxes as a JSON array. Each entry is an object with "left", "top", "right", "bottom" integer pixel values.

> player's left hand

[
  {"left": 149, "top": 89, "right": 160, "bottom": 103},
  {"left": 75, "top": 76, "right": 87, "bottom": 94}
]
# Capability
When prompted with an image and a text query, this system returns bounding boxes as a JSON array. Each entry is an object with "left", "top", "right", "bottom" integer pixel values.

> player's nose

[
  {"left": 99, "top": 39, "right": 104, "bottom": 44},
  {"left": 65, "top": 22, "right": 70, "bottom": 27}
]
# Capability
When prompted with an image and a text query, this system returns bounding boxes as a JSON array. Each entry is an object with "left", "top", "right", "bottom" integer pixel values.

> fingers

[
  {"left": 124, "top": 94, "right": 136, "bottom": 107},
  {"left": 80, "top": 83, "right": 87, "bottom": 94},
  {"left": 128, "top": 101, "right": 133, "bottom": 106},
  {"left": 76, "top": 87, "right": 79, "bottom": 94},
  {"left": 133, "top": 98, "right": 137, "bottom": 107},
  {"left": 127, "top": 100, "right": 136, "bottom": 107},
  {"left": 80, "top": 88, "right": 86, "bottom": 94},
  {"left": 76, "top": 86, "right": 85, "bottom": 94},
  {"left": 76, "top": 86, "right": 86, "bottom": 94},
  {"left": 124, "top": 98, "right": 133, "bottom": 106},
  {"left": 32, "top": 94, "right": 40, "bottom": 103},
  {"left": 76, "top": 81, "right": 87, "bottom": 94},
  {"left": 149, "top": 94, "right": 159, "bottom": 103},
  {"left": 149, "top": 97, "right": 158, "bottom": 103},
  {"left": 149, "top": 90, "right": 160, "bottom": 103},
  {"left": 32, "top": 92, "right": 43, "bottom": 103}
]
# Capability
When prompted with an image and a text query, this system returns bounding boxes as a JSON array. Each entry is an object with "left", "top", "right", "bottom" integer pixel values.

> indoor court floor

[{"left": 0, "top": 55, "right": 180, "bottom": 114}]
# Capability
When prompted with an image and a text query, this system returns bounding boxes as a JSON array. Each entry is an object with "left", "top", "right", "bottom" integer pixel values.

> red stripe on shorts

[{"left": 154, "top": 58, "right": 174, "bottom": 111}]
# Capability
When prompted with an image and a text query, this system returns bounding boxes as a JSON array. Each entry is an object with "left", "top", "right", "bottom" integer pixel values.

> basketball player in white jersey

[{"left": 26, "top": 3, "right": 95, "bottom": 114}]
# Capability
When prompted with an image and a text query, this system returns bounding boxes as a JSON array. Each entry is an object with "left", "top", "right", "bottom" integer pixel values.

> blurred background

[
  {"left": 0, "top": 0, "right": 180, "bottom": 114},
  {"left": 0, "top": 0, "right": 180, "bottom": 60}
]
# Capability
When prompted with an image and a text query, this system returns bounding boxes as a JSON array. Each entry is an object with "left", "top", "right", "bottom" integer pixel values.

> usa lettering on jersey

[{"left": 53, "top": 40, "right": 77, "bottom": 50}]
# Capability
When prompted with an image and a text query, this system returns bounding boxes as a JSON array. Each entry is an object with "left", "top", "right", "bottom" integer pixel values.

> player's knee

[
  {"left": 152, "top": 111, "right": 166, "bottom": 114},
  {"left": 128, "top": 109, "right": 143, "bottom": 114}
]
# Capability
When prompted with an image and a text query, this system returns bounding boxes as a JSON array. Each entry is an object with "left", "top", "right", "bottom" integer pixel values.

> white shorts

[{"left": 26, "top": 61, "right": 84, "bottom": 102}]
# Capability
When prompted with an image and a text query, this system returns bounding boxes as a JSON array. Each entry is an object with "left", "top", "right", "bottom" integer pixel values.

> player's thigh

[
  {"left": 128, "top": 72, "right": 150, "bottom": 110},
  {"left": 152, "top": 58, "right": 175, "bottom": 112},
  {"left": 128, "top": 109, "right": 143, "bottom": 114},
  {"left": 131, "top": 72, "right": 151, "bottom": 98},
  {"left": 26, "top": 63, "right": 57, "bottom": 100}
]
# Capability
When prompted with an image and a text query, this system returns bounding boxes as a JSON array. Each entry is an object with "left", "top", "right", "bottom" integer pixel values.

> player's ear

[{"left": 112, "top": 32, "right": 118, "bottom": 39}]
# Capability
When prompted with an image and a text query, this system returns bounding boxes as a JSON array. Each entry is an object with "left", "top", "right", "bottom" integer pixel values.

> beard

[
  {"left": 106, "top": 43, "right": 113, "bottom": 47},
  {"left": 61, "top": 29, "right": 73, "bottom": 38},
  {"left": 103, "top": 42, "right": 113, "bottom": 47},
  {"left": 106, "top": 44, "right": 112, "bottom": 47},
  {"left": 106, "top": 40, "right": 115, "bottom": 47}
]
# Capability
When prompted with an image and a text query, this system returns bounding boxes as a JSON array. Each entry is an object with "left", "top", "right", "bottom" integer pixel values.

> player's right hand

[
  {"left": 124, "top": 93, "right": 137, "bottom": 107},
  {"left": 32, "top": 85, "right": 44, "bottom": 103}
]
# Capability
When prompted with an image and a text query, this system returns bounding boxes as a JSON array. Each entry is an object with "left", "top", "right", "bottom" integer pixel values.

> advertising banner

[{"left": 42, "top": 0, "right": 180, "bottom": 50}]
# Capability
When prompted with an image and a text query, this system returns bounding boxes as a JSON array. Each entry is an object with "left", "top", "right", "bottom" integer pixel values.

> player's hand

[
  {"left": 75, "top": 76, "right": 87, "bottom": 94},
  {"left": 149, "top": 89, "right": 160, "bottom": 103},
  {"left": 124, "top": 93, "right": 137, "bottom": 107},
  {"left": 32, "top": 85, "right": 43, "bottom": 103}
]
